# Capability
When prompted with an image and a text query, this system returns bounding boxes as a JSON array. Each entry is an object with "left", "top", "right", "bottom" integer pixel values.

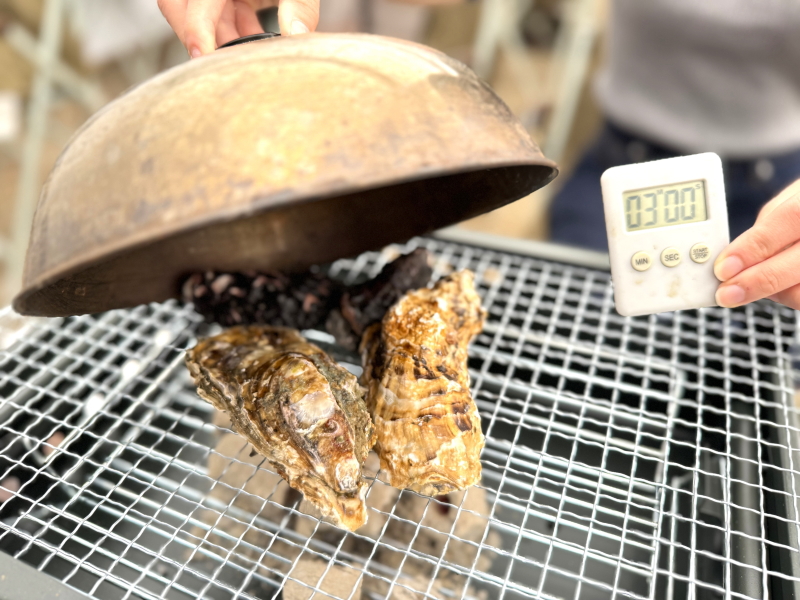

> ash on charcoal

[
  {"left": 282, "top": 556, "right": 363, "bottom": 600},
  {"left": 364, "top": 571, "right": 489, "bottom": 600},
  {"left": 205, "top": 433, "right": 292, "bottom": 521},
  {"left": 293, "top": 498, "right": 348, "bottom": 547},
  {"left": 381, "top": 486, "right": 500, "bottom": 574},
  {"left": 358, "top": 453, "right": 400, "bottom": 540},
  {"left": 188, "top": 429, "right": 301, "bottom": 578}
]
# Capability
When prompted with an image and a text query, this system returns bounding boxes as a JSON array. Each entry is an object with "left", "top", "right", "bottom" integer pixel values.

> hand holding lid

[{"left": 157, "top": 0, "right": 314, "bottom": 57}]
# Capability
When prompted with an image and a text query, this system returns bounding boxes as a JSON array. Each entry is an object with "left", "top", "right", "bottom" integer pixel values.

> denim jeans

[{"left": 549, "top": 122, "right": 800, "bottom": 252}]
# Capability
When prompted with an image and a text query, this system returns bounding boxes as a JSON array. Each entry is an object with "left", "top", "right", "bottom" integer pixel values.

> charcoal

[
  {"left": 183, "top": 249, "right": 432, "bottom": 349},
  {"left": 183, "top": 270, "right": 341, "bottom": 331},
  {"left": 326, "top": 249, "right": 433, "bottom": 350}
]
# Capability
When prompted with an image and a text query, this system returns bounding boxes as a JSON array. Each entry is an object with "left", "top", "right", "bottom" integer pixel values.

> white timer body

[{"left": 601, "top": 153, "right": 729, "bottom": 317}]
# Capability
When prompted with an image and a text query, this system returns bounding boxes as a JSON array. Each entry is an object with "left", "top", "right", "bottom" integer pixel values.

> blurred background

[{"left": 0, "top": 0, "right": 609, "bottom": 307}]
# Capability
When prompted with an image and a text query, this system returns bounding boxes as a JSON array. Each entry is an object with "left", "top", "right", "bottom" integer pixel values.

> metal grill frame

[{"left": 0, "top": 229, "right": 798, "bottom": 600}]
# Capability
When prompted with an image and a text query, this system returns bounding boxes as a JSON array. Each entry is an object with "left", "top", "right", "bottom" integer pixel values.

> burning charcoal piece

[
  {"left": 360, "top": 271, "right": 487, "bottom": 496},
  {"left": 182, "top": 270, "right": 341, "bottom": 332},
  {"left": 182, "top": 249, "right": 432, "bottom": 350},
  {"left": 325, "top": 248, "right": 434, "bottom": 350},
  {"left": 186, "top": 325, "right": 376, "bottom": 531}
]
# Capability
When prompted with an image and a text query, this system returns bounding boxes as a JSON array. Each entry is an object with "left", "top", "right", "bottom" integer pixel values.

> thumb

[
  {"left": 756, "top": 178, "right": 800, "bottom": 223},
  {"left": 277, "top": 0, "right": 319, "bottom": 35}
]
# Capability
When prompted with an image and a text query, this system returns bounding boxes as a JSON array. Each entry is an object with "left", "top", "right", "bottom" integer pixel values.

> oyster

[
  {"left": 360, "top": 271, "right": 487, "bottom": 495},
  {"left": 186, "top": 325, "right": 375, "bottom": 531}
]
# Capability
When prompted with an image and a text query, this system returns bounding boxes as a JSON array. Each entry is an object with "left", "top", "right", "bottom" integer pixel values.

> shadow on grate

[{"left": 0, "top": 237, "right": 798, "bottom": 600}]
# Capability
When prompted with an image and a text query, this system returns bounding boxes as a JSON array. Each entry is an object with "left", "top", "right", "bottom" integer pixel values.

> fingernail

[
  {"left": 290, "top": 20, "right": 309, "bottom": 35},
  {"left": 716, "top": 285, "right": 746, "bottom": 308},
  {"left": 714, "top": 255, "right": 744, "bottom": 281},
  {"left": 189, "top": 46, "right": 202, "bottom": 59}
]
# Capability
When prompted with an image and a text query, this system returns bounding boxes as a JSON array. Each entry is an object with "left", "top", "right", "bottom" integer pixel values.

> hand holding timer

[{"left": 601, "top": 153, "right": 730, "bottom": 317}]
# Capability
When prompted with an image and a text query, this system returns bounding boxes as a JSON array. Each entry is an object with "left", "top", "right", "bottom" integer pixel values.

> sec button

[{"left": 661, "top": 247, "right": 681, "bottom": 267}]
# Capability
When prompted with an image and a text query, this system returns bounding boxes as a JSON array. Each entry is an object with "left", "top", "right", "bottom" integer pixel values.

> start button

[{"left": 690, "top": 242, "right": 711, "bottom": 263}]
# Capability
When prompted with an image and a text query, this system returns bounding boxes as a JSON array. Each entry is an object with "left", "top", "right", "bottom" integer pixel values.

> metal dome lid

[{"left": 13, "top": 32, "right": 558, "bottom": 317}]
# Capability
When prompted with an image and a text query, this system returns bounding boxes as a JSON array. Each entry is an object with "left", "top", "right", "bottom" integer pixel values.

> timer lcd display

[{"left": 623, "top": 179, "right": 708, "bottom": 231}]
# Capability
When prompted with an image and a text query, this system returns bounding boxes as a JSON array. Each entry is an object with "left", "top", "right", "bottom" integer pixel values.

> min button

[
  {"left": 661, "top": 247, "right": 681, "bottom": 267},
  {"left": 631, "top": 251, "right": 653, "bottom": 272},
  {"left": 690, "top": 242, "right": 711, "bottom": 264}
]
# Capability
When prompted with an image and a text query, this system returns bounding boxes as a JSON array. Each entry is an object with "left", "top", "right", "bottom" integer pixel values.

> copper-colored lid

[{"left": 13, "top": 33, "right": 558, "bottom": 317}]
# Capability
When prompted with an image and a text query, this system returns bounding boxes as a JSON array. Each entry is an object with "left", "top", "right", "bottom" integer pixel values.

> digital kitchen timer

[{"left": 601, "top": 152, "right": 730, "bottom": 317}]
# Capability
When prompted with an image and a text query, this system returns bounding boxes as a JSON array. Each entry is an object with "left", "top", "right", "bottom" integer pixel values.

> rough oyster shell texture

[
  {"left": 360, "top": 270, "right": 487, "bottom": 496},
  {"left": 185, "top": 325, "right": 375, "bottom": 531}
]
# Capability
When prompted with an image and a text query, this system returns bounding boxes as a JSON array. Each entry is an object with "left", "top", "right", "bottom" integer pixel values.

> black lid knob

[{"left": 218, "top": 32, "right": 280, "bottom": 50}]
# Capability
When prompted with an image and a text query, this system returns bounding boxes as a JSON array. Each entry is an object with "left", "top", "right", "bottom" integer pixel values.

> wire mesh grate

[{"left": 0, "top": 236, "right": 798, "bottom": 599}]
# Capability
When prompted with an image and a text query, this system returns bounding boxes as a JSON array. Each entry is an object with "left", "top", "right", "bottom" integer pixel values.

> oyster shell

[
  {"left": 186, "top": 325, "right": 375, "bottom": 531},
  {"left": 360, "top": 271, "right": 486, "bottom": 495}
]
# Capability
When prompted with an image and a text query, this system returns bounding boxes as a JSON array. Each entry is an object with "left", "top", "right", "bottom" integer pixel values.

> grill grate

[{"left": 0, "top": 236, "right": 799, "bottom": 599}]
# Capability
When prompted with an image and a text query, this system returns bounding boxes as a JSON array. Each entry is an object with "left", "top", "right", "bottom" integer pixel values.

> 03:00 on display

[{"left": 624, "top": 181, "right": 707, "bottom": 231}]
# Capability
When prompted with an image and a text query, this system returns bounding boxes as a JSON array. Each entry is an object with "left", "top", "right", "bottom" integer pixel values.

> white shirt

[{"left": 595, "top": 0, "right": 800, "bottom": 158}]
